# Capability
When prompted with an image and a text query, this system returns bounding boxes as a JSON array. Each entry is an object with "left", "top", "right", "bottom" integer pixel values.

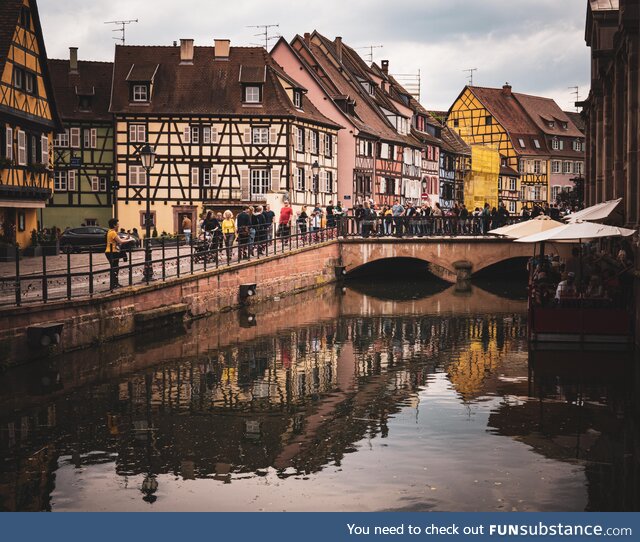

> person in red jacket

[{"left": 278, "top": 201, "right": 293, "bottom": 239}]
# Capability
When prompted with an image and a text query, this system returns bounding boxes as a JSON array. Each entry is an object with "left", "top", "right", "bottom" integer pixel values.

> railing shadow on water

[{"left": 0, "top": 216, "right": 521, "bottom": 308}]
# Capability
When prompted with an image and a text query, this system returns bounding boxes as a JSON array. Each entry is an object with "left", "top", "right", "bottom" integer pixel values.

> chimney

[
  {"left": 502, "top": 82, "right": 512, "bottom": 96},
  {"left": 69, "top": 47, "right": 78, "bottom": 74},
  {"left": 335, "top": 36, "right": 342, "bottom": 63},
  {"left": 214, "top": 39, "right": 230, "bottom": 60},
  {"left": 381, "top": 60, "right": 389, "bottom": 75},
  {"left": 179, "top": 39, "right": 194, "bottom": 64},
  {"left": 304, "top": 33, "right": 311, "bottom": 46}
]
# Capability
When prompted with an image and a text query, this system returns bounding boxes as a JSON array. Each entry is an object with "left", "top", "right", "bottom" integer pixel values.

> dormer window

[
  {"left": 78, "top": 95, "right": 92, "bottom": 111},
  {"left": 132, "top": 84, "right": 148, "bottom": 102},
  {"left": 244, "top": 85, "right": 261, "bottom": 103},
  {"left": 293, "top": 90, "right": 302, "bottom": 109},
  {"left": 518, "top": 138, "right": 526, "bottom": 148},
  {"left": 561, "top": 122, "right": 568, "bottom": 130},
  {"left": 548, "top": 121, "right": 555, "bottom": 128},
  {"left": 533, "top": 139, "right": 540, "bottom": 149}
]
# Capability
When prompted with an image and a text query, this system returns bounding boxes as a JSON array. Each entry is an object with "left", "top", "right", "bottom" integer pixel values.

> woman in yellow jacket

[{"left": 221, "top": 210, "right": 236, "bottom": 262}]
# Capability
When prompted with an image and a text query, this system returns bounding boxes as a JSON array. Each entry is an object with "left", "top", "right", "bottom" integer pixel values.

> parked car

[{"left": 60, "top": 227, "right": 138, "bottom": 253}]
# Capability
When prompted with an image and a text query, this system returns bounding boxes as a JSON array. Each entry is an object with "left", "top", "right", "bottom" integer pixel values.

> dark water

[{"left": 0, "top": 276, "right": 638, "bottom": 512}]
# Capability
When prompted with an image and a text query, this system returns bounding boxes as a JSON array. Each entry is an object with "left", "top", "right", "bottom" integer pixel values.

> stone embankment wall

[{"left": 1, "top": 242, "right": 340, "bottom": 366}]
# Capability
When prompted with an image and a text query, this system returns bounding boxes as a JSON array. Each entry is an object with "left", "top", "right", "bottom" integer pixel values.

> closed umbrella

[
  {"left": 515, "top": 220, "right": 636, "bottom": 244},
  {"left": 489, "top": 215, "right": 565, "bottom": 239},
  {"left": 564, "top": 198, "right": 622, "bottom": 223}
]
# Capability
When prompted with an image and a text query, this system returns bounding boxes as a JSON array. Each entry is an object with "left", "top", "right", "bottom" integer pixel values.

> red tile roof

[
  {"left": 48, "top": 59, "right": 113, "bottom": 121},
  {"left": 109, "top": 44, "right": 340, "bottom": 129},
  {"left": 514, "top": 92, "right": 584, "bottom": 138}
]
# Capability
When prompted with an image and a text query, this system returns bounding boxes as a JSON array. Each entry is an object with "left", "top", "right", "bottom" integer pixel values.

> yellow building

[
  {"left": 0, "top": 0, "right": 62, "bottom": 248},
  {"left": 465, "top": 145, "right": 500, "bottom": 211}
]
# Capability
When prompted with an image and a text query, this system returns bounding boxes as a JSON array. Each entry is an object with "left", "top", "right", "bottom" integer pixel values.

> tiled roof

[
  {"left": 109, "top": 44, "right": 340, "bottom": 129},
  {"left": 440, "top": 125, "right": 470, "bottom": 156},
  {"left": 513, "top": 92, "right": 584, "bottom": 138},
  {"left": 0, "top": 0, "right": 22, "bottom": 77},
  {"left": 48, "top": 59, "right": 113, "bottom": 122},
  {"left": 564, "top": 111, "right": 586, "bottom": 133}
]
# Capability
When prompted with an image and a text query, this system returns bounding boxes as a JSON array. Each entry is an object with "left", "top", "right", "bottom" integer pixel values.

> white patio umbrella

[
  {"left": 564, "top": 198, "right": 622, "bottom": 223},
  {"left": 515, "top": 220, "right": 636, "bottom": 244},
  {"left": 489, "top": 215, "right": 565, "bottom": 239}
]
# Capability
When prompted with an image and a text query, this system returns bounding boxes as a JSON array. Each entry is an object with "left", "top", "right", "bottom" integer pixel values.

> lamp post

[
  {"left": 139, "top": 144, "right": 156, "bottom": 282},
  {"left": 312, "top": 160, "right": 319, "bottom": 201}
]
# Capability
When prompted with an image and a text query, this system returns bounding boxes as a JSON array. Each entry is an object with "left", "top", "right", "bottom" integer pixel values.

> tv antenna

[
  {"left": 355, "top": 45, "right": 383, "bottom": 63},
  {"left": 463, "top": 68, "right": 477, "bottom": 86},
  {"left": 104, "top": 19, "right": 138, "bottom": 45},
  {"left": 247, "top": 24, "right": 280, "bottom": 50},
  {"left": 569, "top": 86, "right": 580, "bottom": 111}
]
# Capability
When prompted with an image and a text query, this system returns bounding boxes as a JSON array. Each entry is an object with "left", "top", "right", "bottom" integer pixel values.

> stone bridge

[{"left": 339, "top": 237, "right": 546, "bottom": 283}]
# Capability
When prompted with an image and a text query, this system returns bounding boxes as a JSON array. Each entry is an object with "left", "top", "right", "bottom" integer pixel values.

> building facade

[
  {"left": 583, "top": 0, "right": 639, "bottom": 225},
  {"left": 44, "top": 49, "right": 114, "bottom": 228},
  {"left": 110, "top": 40, "right": 339, "bottom": 235},
  {"left": 0, "top": 0, "right": 61, "bottom": 247}
]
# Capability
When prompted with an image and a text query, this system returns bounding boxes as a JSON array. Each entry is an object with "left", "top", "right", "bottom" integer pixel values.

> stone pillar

[
  {"left": 453, "top": 260, "right": 472, "bottom": 292},
  {"left": 595, "top": 94, "right": 605, "bottom": 204},
  {"left": 627, "top": 37, "right": 639, "bottom": 226},
  {"left": 613, "top": 55, "right": 626, "bottom": 199},
  {"left": 603, "top": 86, "right": 614, "bottom": 201}
]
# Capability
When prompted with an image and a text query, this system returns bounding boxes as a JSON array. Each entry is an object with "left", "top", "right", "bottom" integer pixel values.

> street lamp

[
  {"left": 312, "top": 160, "right": 319, "bottom": 199},
  {"left": 139, "top": 144, "right": 156, "bottom": 282}
]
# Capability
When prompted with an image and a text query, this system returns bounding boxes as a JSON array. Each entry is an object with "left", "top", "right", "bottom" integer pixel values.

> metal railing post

[
  {"left": 176, "top": 236, "right": 180, "bottom": 278},
  {"left": 14, "top": 245, "right": 21, "bottom": 307},
  {"left": 128, "top": 246, "right": 133, "bottom": 286},
  {"left": 66, "top": 249, "right": 71, "bottom": 300},
  {"left": 41, "top": 247, "right": 47, "bottom": 303},
  {"left": 161, "top": 238, "right": 166, "bottom": 281},
  {"left": 89, "top": 249, "right": 94, "bottom": 296},
  {"left": 190, "top": 237, "right": 194, "bottom": 274}
]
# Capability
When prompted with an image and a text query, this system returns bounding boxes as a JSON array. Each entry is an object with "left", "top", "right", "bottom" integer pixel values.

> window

[
  {"left": 403, "top": 148, "right": 412, "bottom": 165},
  {"left": 575, "top": 161, "right": 583, "bottom": 176},
  {"left": 183, "top": 126, "right": 190, "bottom": 144},
  {"left": 67, "top": 171, "right": 77, "bottom": 191},
  {"left": 129, "top": 165, "right": 147, "bottom": 186},
  {"left": 533, "top": 139, "right": 540, "bottom": 149},
  {"left": 485, "top": 115, "right": 492, "bottom": 125},
  {"left": 573, "top": 140, "right": 582, "bottom": 152},
  {"left": 252, "top": 127, "right": 269, "bottom": 145},
  {"left": 551, "top": 160, "right": 561, "bottom": 174},
  {"left": 561, "top": 122, "right": 568, "bottom": 130},
  {"left": 498, "top": 177, "right": 502, "bottom": 190},
  {"left": 100, "top": 178, "right": 108, "bottom": 191},
  {"left": 552, "top": 186, "right": 560, "bottom": 200},
  {"left": 70, "top": 127, "right": 80, "bottom": 148},
  {"left": 203, "top": 126, "right": 211, "bottom": 144},
  {"left": 509, "top": 178, "right": 517, "bottom": 191},
  {"left": 41, "top": 134, "right": 48, "bottom": 164},
  {"left": 311, "top": 131, "right": 319, "bottom": 154},
  {"left": 54, "top": 130, "right": 69, "bottom": 147},
  {"left": 54, "top": 171, "right": 67, "bottom": 191},
  {"left": 91, "top": 176, "right": 99, "bottom": 192},
  {"left": 84, "top": 128, "right": 97, "bottom": 149},
  {"left": 558, "top": 139, "right": 564, "bottom": 150},
  {"left": 5, "top": 127, "right": 12, "bottom": 160},
  {"left": 324, "top": 133, "right": 332, "bottom": 157},
  {"left": 563, "top": 161, "right": 572, "bottom": 174},
  {"left": 190, "top": 126, "right": 200, "bottom": 144},
  {"left": 129, "top": 124, "right": 146, "bottom": 143},
  {"left": 245, "top": 86, "right": 261, "bottom": 103},
  {"left": 552, "top": 138, "right": 559, "bottom": 150},
  {"left": 358, "top": 139, "right": 373, "bottom": 157},
  {"left": 296, "top": 167, "right": 305, "bottom": 191},
  {"left": 453, "top": 119, "right": 459, "bottom": 128},
  {"left": 508, "top": 200, "right": 516, "bottom": 213},
  {"left": 202, "top": 167, "right": 212, "bottom": 187},
  {"left": 12, "top": 67, "right": 23, "bottom": 89},
  {"left": 293, "top": 90, "right": 302, "bottom": 109},
  {"left": 250, "top": 169, "right": 269, "bottom": 197},
  {"left": 24, "top": 73, "right": 35, "bottom": 95},
  {"left": 533, "top": 185, "right": 542, "bottom": 201},
  {"left": 533, "top": 160, "right": 541, "bottom": 174},
  {"left": 518, "top": 138, "right": 526, "bottom": 148},
  {"left": 78, "top": 95, "right": 92, "bottom": 110},
  {"left": 518, "top": 158, "right": 525, "bottom": 173},
  {"left": 132, "top": 85, "right": 148, "bottom": 102},
  {"left": 296, "top": 127, "right": 304, "bottom": 152},
  {"left": 17, "top": 130, "right": 26, "bottom": 165},
  {"left": 326, "top": 171, "right": 333, "bottom": 193},
  {"left": 190, "top": 166, "right": 199, "bottom": 186}
]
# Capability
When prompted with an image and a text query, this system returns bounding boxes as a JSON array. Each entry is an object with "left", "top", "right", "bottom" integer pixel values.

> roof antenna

[
  {"left": 355, "top": 45, "right": 383, "bottom": 63},
  {"left": 463, "top": 68, "right": 477, "bottom": 86},
  {"left": 568, "top": 86, "right": 580, "bottom": 112},
  {"left": 104, "top": 19, "right": 138, "bottom": 45},
  {"left": 246, "top": 24, "right": 280, "bottom": 50}
]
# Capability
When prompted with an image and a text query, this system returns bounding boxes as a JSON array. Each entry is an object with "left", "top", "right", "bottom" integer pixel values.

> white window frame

[
  {"left": 293, "top": 91, "right": 302, "bottom": 109},
  {"left": 533, "top": 139, "right": 540, "bottom": 149},
  {"left": 552, "top": 138, "right": 559, "bottom": 150},
  {"left": 324, "top": 133, "right": 332, "bottom": 157},
  {"left": 551, "top": 160, "right": 561, "bottom": 174},
  {"left": 518, "top": 138, "right": 526, "bottom": 148},
  {"left": 25, "top": 72, "right": 34, "bottom": 94},
  {"left": 202, "top": 167, "right": 211, "bottom": 187},
  {"left": 191, "top": 126, "right": 200, "bottom": 144},
  {"left": 508, "top": 200, "right": 516, "bottom": 213},
  {"left": 91, "top": 176, "right": 99, "bottom": 192},
  {"left": 5, "top": 127, "right": 12, "bottom": 160},
  {"left": 252, "top": 127, "right": 269, "bottom": 145},
  {"left": 41, "top": 134, "right": 48, "bottom": 164},
  {"left": 245, "top": 86, "right": 260, "bottom": 103},
  {"left": 533, "top": 160, "right": 541, "bottom": 174},
  {"left": 128, "top": 165, "right": 147, "bottom": 187},
  {"left": 202, "top": 126, "right": 211, "bottom": 144},
  {"left": 133, "top": 84, "right": 148, "bottom": 102},
  {"left": 54, "top": 170, "right": 67, "bottom": 191},
  {"left": 563, "top": 161, "right": 572, "bottom": 174},
  {"left": 296, "top": 167, "right": 305, "bottom": 191},
  {"left": 54, "top": 129, "right": 69, "bottom": 148},
  {"left": 250, "top": 169, "right": 269, "bottom": 197},
  {"left": 129, "top": 124, "right": 146, "bottom": 143},
  {"left": 518, "top": 158, "right": 525, "bottom": 173},
  {"left": 17, "top": 130, "right": 26, "bottom": 165},
  {"left": 296, "top": 126, "right": 304, "bottom": 152},
  {"left": 326, "top": 170, "right": 333, "bottom": 194},
  {"left": 574, "top": 161, "right": 583, "bottom": 176},
  {"left": 84, "top": 128, "right": 97, "bottom": 149},
  {"left": 70, "top": 127, "right": 80, "bottom": 148},
  {"left": 509, "top": 178, "right": 517, "bottom": 191},
  {"left": 552, "top": 185, "right": 561, "bottom": 200},
  {"left": 311, "top": 131, "right": 319, "bottom": 154},
  {"left": 573, "top": 140, "right": 582, "bottom": 152}
]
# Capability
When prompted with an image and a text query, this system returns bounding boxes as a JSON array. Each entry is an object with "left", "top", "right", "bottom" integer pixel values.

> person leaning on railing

[
  {"left": 221, "top": 210, "right": 236, "bottom": 262},
  {"left": 105, "top": 218, "right": 124, "bottom": 290}
]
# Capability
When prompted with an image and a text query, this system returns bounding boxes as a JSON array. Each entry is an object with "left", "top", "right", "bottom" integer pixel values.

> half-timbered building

[
  {"left": 0, "top": 0, "right": 62, "bottom": 246},
  {"left": 110, "top": 40, "right": 339, "bottom": 235},
  {"left": 45, "top": 49, "right": 114, "bottom": 228}
]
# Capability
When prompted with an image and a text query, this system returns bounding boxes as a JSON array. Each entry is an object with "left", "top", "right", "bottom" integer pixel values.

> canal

[{"left": 1, "top": 265, "right": 638, "bottom": 512}]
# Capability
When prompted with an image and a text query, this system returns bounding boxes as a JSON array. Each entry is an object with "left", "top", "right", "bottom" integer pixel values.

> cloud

[{"left": 37, "top": 0, "right": 590, "bottom": 110}]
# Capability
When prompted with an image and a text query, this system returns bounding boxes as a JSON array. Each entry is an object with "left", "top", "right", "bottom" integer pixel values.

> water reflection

[{"left": 0, "top": 282, "right": 638, "bottom": 512}]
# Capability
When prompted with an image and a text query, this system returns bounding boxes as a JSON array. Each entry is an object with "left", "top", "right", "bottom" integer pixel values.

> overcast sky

[{"left": 38, "top": 0, "right": 590, "bottom": 112}]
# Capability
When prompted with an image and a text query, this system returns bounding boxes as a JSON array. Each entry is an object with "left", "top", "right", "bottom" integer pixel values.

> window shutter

[
  {"left": 91, "top": 128, "right": 97, "bottom": 149},
  {"left": 380, "top": 178, "right": 386, "bottom": 194},
  {"left": 319, "top": 133, "right": 325, "bottom": 156},
  {"left": 305, "top": 129, "right": 311, "bottom": 150},
  {"left": 244, "top": 128, "right": 251, "bottom": 144},
  {"left": 91, "top": 176, "right": 99, "bottom": 191},
  {"left": 241, "top": 169, "right": 250, "bottom": 200},
  {"left": 40, "top": 134, "right": 48, "bottom": 165},
  {"left": 68, "top": 170, "right": 76, "bottom": 191},
  {"left": 395, "top": 179, "right": 401, "bottom": 195},
  {"left": 271, "top": 167, "right": 279, "bottom": 192},
  {"left": 211, "top": 167, "right": 218, "bottom": 186},
  {"left": 191, "top": 166, "right": 199, "bottom": 186},
  {"left": 17, "top": 130, "right": 26, "bottom": 165},
  {"left": 183, "top": 126, "right": 191, "bottom": 144},
  {"left": 270, "top": 127, "right": 277, "bottom": 145},
  {"left": 84, "top": 129, "right": 90, "bottom": 148},
  {"left": 70, "top": 128, "right": 80, "bottom": 148},
  {"left": 6, "top": 127, "right": 12, "bottom": 160},
  {"left": 211, "top": 127, "right": 218, "bottom": 144},
  {"left": 129, "top": 124, "right": 136, "bottom": 142}
]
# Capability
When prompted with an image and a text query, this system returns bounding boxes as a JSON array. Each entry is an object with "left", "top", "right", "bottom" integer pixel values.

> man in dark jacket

[{"left": 236, "top": 205, "right": 251, "bottom": 259}]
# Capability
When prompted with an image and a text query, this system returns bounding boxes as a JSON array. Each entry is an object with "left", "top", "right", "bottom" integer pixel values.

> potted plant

[
  {"left": 0, "top": 157, "right": 13, "bottom": 171},
  {"left": 24, "top": 227, "right": 60, "bottom": 256},
  {"left": 23, "top": 229, "right": 43, "bottom": 257},
  {"left": 26, "top": 162, "right": 49, "bottom": 175}
]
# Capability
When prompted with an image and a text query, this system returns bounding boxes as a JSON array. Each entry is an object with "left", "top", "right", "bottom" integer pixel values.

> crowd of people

[{"left": 531, "top": 240, "right": 633, "bottom": 308}]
